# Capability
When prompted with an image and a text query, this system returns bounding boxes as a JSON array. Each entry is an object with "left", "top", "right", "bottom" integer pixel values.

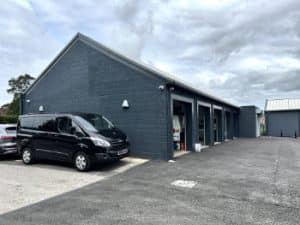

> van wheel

[
  {"left": 22, "top": 148, "right": 35, "bottom": 165},
  {"left": 74, "top": 152, "right": 91, "bottom": 172}
]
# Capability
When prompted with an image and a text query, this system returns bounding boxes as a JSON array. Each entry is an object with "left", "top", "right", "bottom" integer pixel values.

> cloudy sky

[{"left": 1, "top": 0, "right": 300, "bottom": 108}]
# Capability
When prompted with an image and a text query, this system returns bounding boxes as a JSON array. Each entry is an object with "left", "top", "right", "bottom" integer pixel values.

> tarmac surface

[
  {"left": 0, "top": 137, "right": 299, "bottom": 225},
  {"left": 0, "top": 156, "right": 147, "bottom": 214}
]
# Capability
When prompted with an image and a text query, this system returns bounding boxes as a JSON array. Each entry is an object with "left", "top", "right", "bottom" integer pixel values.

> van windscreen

[{"left": 74, "top": 114, "right": 114, "bottom": 132}]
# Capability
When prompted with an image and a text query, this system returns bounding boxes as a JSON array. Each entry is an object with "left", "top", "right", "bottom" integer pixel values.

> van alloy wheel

[
  {"left": 74, "top": 152, "right": 91, "bottom": 171},
  {"left": 75, "top": 155, "right": 87, "bottom": 170}
]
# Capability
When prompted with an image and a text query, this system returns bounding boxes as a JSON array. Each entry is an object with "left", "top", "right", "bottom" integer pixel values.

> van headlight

[{"left": 90, "top": 137, "right": 111, "bottom": 148}]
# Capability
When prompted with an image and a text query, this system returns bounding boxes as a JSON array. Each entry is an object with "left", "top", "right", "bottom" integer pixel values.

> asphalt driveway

[
  {"left": 1, "top": 137, "right": 300, "bottom": 225},
  {"left": 0, "top": 157, "right": 147, "bottom": 214}
]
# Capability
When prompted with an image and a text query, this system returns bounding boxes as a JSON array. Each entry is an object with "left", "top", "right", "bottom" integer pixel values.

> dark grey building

[
  {"left": 265, "top": 98, "right": 300, "bottom": 137},
  {"left": 20, "top": 33, "right": 256, "bottom": 160},
  {"left": 239, "top": 106, "right": 263, "bottom": 138}
]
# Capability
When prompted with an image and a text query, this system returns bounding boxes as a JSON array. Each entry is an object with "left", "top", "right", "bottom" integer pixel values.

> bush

[
  {"left": 7, "top": 97, "right": 20, "bottom": 115},
  {"left": 0, "top": 115, "right": 18, "bottom": 124}
]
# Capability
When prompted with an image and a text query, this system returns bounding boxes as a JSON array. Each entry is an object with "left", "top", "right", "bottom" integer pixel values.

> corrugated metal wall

[{"left": 266, "top": 111, "right": 299, "bottom": 137}]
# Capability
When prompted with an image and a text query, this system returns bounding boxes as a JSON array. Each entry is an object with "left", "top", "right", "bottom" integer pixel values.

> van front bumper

[{"left": 94, "top": 148, "right": 129, "bottom": 160}]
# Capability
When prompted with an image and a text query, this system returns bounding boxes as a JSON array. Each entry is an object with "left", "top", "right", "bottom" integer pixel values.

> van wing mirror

[
  {"left": 70, "top": 127, "right": 76, "bottom": 135},
  {"left": 71, "top": 127, "right": 84, "bottom": 137}
]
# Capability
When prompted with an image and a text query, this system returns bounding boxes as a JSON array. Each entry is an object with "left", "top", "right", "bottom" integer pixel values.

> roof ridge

[
  {"left": 267, "top": 97, "right": 300, "bottom": 101},
  {"left": 265, "top": 97, "right": 300, "bottom": 111},
  {"left": 77, "top": 33, "right": 238, "bottom": 108},
  {"left": 25, "top": 32, "right": 239, "bottom": 108}
]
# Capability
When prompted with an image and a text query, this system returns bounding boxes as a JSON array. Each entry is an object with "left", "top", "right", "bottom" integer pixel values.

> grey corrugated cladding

[
  {"left": 266, "top": 111, "right": 300, "bottom": 137},
  {"left": 265, "top": 99, "right": 300, "bottom": 137}
]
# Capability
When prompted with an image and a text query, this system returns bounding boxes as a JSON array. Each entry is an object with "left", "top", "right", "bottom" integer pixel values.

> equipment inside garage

[{"left": 172, "top": 100, "right": 192, "bottom": 152}]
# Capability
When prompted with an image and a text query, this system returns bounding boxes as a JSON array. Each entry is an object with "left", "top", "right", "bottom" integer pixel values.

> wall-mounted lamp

[
  {"left": 39, "top": 105, "right": 44, "bottom": 112},
  {"left": 170, "top": 86, "right": 175, "bottom": 91},
  {"left": 122, "top": 99, "right": 129, "bottom": 109},
  {"left": 26, "top": 99, "right": 30, "bottom": 103},
  {"left": 158, "top": 85, "right": 165, "bottom": 91}
]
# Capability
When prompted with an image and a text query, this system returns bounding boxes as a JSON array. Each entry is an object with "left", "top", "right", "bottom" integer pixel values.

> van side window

[
  {"left": 39, "top": 117, "right": 57, "bottom": 132},
  {"left": 31, "top": 117, "right": 42, "bottom": 130},
  {"left": 20, "top": 117, "right": 32, "bottom": 129},
  {"left": 19, "top": 116, "right": 56, "bottom": 132},
  {"left": 57, "top": 117, "right": 73, "bottom": 134}
]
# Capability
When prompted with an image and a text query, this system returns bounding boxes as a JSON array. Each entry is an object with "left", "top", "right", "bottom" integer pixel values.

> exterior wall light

[
  {"left": 39, "top": 105, "right": 44, "bottom": 112},
  {"left": 26, "top": 99, "right": 30, "bottom": 103},
  {"left": 122, "top": 100, "right": 129, "bottom": 109},
  {"left": 158, "top": 85, "right": 165, "bottom": 91},
  {"left": 170, "top": 86, "right": 175, "bottom": 91}
]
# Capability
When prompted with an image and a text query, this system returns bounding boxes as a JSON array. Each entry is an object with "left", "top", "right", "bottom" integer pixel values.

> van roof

[{"left": 19, "top": 112, "right": 102, "bottom": 117}]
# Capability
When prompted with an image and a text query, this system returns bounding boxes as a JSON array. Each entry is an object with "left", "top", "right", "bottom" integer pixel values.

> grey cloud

[
  {"left": 207, "top": 69, "right": 300, "bottom": 107},
  {"left": 0, "top": 1, "right": 60, "bottom": 105},
  {"left": 1, "top": 0, "right": 300, "bottom": 108}
]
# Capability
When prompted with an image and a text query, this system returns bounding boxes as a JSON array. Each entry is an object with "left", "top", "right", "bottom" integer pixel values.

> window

[
  {"left": 31, "top": 117, "right": 42, "bottom": 130},
  {"left": 74, "top": 114, "right": 114, "bottom": 132},
  {"left": 57, "top": 117, "right": 73, "bottom": 134},
  {"left": 5, "top": 126, "right": 16, "bottom": 134},
  {"left": 39, "top": 117, "right": 57, "bottom": 132},
  {"left": 20, "top": 116, "right": 57, "bottom": 132},
  {"left": 20, "top": 117, "right": 33, "bottom": 129},
  {"left": 19, "top": 116, "right": 41, "bottom": 130}
]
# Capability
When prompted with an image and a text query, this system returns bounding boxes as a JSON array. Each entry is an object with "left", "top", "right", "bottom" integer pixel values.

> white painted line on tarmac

[{"left": 171, "top": 180, "right": 197, "bottom": 188}]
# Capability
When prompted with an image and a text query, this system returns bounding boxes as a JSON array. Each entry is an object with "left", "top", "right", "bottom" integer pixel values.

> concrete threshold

[{"left": 173, "top": 150, "right": 190, "bottom": 158}]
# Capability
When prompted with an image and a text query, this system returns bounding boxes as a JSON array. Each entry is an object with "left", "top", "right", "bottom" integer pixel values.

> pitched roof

[
  {"left": 265, "top": 98, "right": 300, "bottom": 111},
  {"left": 25, "top": 32, "right": 239, "bottom": 108}
]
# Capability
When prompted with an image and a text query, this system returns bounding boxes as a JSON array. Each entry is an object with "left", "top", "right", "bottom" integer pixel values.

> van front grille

[{"left": 110, "top": 139, "right": 127, "bottom": 151}]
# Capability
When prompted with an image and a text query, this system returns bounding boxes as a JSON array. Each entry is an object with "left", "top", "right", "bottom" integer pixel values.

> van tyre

[
  {"left": 22, "top": 148, "right": 35, "bottom": 165},
  {"left": 74, "top": 152, "right": 91, "bottom": 172}
]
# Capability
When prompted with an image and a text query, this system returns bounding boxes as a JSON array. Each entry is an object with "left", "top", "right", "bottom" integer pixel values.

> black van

[{"left": 17, "top": 113, "right": 129, "bottom": 171}]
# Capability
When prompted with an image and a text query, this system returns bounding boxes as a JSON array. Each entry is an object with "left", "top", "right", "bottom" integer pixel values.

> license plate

[{"left": 117, "top": 148, "right": 128, "bottom": 155}]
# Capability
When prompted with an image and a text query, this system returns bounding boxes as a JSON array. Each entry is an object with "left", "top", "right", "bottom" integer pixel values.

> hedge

[{"left": 0, "top": 115, "right": 18, "bottom": 124}]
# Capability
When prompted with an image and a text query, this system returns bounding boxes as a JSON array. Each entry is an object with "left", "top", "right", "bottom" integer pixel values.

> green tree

[{"left": 7, "top": 74, "right": 35, "bottom": 115}]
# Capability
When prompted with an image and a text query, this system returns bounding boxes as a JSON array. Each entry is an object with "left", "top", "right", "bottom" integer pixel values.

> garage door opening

[
  {"left": 213, "top": 109, "right": 222, "bottom": 143},
  {"left": 233, "top": 113, "right": 239, "bottom": 138},
  {"left": 198, "top": 105, "right": 211, "bottom": 146},
  {"left": 172, "top": 100, "right": 193, "bottom": 154},
  {"left": 225, "top": 111, "right": 231, "bottom": 140}
]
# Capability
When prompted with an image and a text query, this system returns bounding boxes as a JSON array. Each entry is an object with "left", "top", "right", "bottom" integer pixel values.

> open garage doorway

[
  {"left": 233, "top": 113, "right": 239, "bottom": 138},
  {"left": 213, "top": 108, "right": 223, "bottom": 143},
  {"left": 172, "top": 97, "right": 193, "bottom": 156},
  {"left": 224, "top": 111, "right": 231, "bottom": 140},
  {"left": 198, "top": 104, "right": 211, "bottom": 147}
]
